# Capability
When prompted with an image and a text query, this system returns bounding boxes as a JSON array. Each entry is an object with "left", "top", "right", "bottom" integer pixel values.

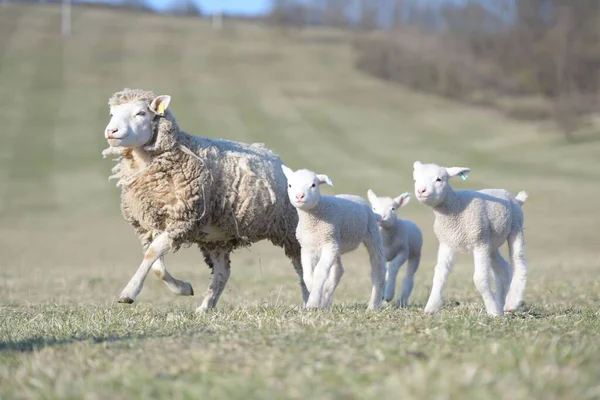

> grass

[{"left": 1, "top": 3, "right": 600, "bottom": 399}]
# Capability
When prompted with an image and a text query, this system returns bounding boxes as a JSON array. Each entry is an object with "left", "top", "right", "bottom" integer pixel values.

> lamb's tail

[{"left": 515, "top": 191, "right": 528, "bottom": 206}]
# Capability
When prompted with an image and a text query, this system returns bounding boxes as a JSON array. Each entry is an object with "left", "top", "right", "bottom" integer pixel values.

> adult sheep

[{"left": 101, "top": 88, "right": 307, "bottom": 312}]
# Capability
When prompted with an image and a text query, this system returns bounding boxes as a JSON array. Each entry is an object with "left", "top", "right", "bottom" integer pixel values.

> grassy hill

[{"left": 0, "top": 3, "right": 599, "bottom": 399}]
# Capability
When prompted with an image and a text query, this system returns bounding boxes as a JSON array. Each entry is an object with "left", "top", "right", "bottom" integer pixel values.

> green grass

[{"left": 1, "top": 3, "right": 599, "bottom": 399}]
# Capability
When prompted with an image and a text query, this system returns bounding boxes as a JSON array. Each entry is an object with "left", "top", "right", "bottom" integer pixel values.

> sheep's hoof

[
  {"left": 118, "top": 296, "right": 134, "bottom": 304},
  {"left": 180, "top": 282, "right": 194, "bottom": 296}
]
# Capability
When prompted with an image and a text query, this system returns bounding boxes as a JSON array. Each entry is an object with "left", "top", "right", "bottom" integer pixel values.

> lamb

[
  {"left": 281, "top": 165, "right": 386, "bottom": 310},
  {"left": 367, "top": 189, "right": 423, "bottom": 307},
  {"left": 101, "top": 88, "right": 309, "bottom": 312},
  {"left": 412, "top": 161, "right": 529, "bottom": 317}
]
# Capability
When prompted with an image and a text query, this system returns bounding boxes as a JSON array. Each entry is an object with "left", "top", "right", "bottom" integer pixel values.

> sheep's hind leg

[
  {"left": 291, "top": 255, "right": 310, "bottom": 306},
  {"left": 151, "top": 257, "right": 194, "bottom": 296},
  {"left": 490, "top": 250, "right": 511, "bottom": 310},
  {"left": 399, "top": 253, "right": 420, "bottom": 307},
  {"left": 505, "top": 230, "right": 528, "bottom": 312},
  {"left": 196, "top": 249, "right": 231, "bottom": 313},
  {"left": 118, "top": 232, "right": 172, "bottom": 304},
  {"left": 473, "top": 248, "right": 503, "bottom": 317}
]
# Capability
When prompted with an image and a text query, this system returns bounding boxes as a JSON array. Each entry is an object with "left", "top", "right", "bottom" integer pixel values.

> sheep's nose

[
  {"left": 106, "top": 127, "right": 118, "bottom": 137},
  {"left": 417, "top": 188, "right": 427, "bottom": 195},
  {"left": 295, "top": 193, "right": 305, "bottom": 201}
]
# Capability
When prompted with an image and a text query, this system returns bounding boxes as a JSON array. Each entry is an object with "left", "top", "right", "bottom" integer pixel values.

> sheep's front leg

[
  {"left": 383, "top": 251, "right": 408, "bottom": 302},
  {"left": 473, "top": 248, "right": 503, "bottom": 316},
  {"left": 118, "top": 232, "right": 172, "bottom": 304},
  {"left": 424, "top": 243, "right": 455, "bottom": 314},
  {"left": 305, "top": 244, "right": 338, "bottom": 310},
  {"left": 301, "top": 248, "right": 317, "bottom": 294},
  {"left": 197, "top": 249, "right": 232, "bottom": 313},
  {"left": 291, "top": 256, "right": 310, "bottom": 306},
  {"left": 152, "top": 257, "right": 194, "bottom": 296},
  {"left": 322, "top": 257, "right": 344, "bottom": 308}
]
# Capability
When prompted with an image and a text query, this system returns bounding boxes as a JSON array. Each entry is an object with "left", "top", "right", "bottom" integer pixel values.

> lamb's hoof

[
  {"left": 118, "top": 296, "right": 134, "bottom": 304},
  {"left": 504, "top": 300, "right": 523, "bottom": 312},
  {"left": 180, "top": 282, "right": 194, "bottom": 296}
]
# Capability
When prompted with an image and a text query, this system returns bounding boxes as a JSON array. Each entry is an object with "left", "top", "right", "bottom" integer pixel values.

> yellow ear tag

[{"left": 157, "top": 103, "right": 166, "bottom": 115}]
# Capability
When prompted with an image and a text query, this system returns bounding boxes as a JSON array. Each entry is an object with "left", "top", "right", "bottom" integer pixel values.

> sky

[{"left": 145, "top": 0, "right": 271, "bottom": 15}]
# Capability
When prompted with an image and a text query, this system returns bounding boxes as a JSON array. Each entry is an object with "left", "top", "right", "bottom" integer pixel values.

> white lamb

[
  {"left": 412, "top": 161, "right": 529, "bottom": 317},
  {"left": 281, "top": 165, "right": 386, "bottom": 310},
  {"left": 367, "top": 189, "right": 423, "bottom": 307}
]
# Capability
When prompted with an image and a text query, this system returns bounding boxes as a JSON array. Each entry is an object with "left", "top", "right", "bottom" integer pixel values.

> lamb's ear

[
  {"left": 150, "top": 95, "right": 171, "bottom": 116},
  {"left": 413, "top": 161, "right": 423, "bottom": 170},
  {"left": 367, "top": 189, "right": 377, "bottom": 204},
  {"left": 281, "top": 164, "right": 294, "bottom": 180},
  {"left": 317, "top": 174, "right": 333, "bottom": 187},
  {"left": 446, "top": 167, "right": 471, "bottom": 181},
  {"left": 393, "top": 192, "right": 411, "bottom": 208}
]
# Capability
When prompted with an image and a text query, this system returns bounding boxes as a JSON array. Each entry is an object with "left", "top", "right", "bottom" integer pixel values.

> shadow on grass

[{"left": 0, "top": 329, "right": 213, "bottom": 353}]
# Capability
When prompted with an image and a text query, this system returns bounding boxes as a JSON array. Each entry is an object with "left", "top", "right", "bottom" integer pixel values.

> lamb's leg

[
  {"left": 399, "top": 253, "right": 420, "bottom": 307},
  {"left": 305, "top": 244, "right": 338, "bottom": 310},
  {"left": 151, "top": 257, "right": 194, "bottom": 296},
  {"left": 383, "top": 251, "right": 408, "bottom": 302},
  {"left": 505, "top": 230, "right": 528, "bottom": 312},
  {"left": 197, "top": 249, "right": 231, "bottom": 313},
  {"left": 322, "top": 257, "right": 344, "bottom": 308},
  {"left": 301, "top": 248, "right": 316, "bottom": 294},
  {"left": 291, "top": 255, "right": 310, "bottom": 306},
  {"left": 118, "top": 232, "right": 172, "bottom": 304},
  {"left": 473, "top": 248, "right": 503, "bottom": 316},
  {"left": 424, "top": 243, "right": 455, "bottom": 314},
  {"left": 364, "top": 227, "right": 386, "bottom": 311},
  {"left": 490, "top": 250, "right": 511, "bottom": 310}
]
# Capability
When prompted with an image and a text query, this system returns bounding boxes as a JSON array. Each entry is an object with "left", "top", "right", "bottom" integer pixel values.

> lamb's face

[
  {"left": 104, "top": 95, "right": 171, "bottom": 148},
  {"left": 281, "top": 165, "right": 333, "bottom": 211},
  {"left": 413, "top": 161, "right": 470, "bottom": 207},
  {"left": 367, "top": 189, "right": 410, "bottom": 228}
]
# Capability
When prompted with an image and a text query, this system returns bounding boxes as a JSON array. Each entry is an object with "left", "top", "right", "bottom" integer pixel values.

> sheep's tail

[{"left": 515, "top": 191, "right": 528, "bottom": 206}]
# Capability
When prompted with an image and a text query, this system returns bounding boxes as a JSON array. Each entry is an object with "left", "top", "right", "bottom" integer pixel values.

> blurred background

[{"left": 0, "top": 0, "right": 598, "bottom": 307}]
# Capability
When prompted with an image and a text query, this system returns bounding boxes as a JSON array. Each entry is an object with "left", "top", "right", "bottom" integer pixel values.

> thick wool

[
  {"left": 282, "top": 167, "right": 386, "bottom": 310},
  {"left": 413, "top": 161, "right": 529, "bottom": 316},
  {"left": 103, "top": 88, "right": 304, "bottom": 310}
]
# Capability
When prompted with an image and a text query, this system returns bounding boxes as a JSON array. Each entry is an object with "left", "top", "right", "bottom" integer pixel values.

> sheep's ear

[
  {"left": 367, "top": 189, "right": 377, "bottom": 204},
  {"left": 393, "top": 192, "right": 411, "bottom": 208},
  {"left": 281, "top": 164, "right": 294, "bottom": 180},
  {"left": 446, "top": 167, "right": 471, "bottom": 181},
  {"left": 317, "top": 174, "right": 333, "bottom": 187},
  {"left": 150, "top": 95, "right": 171, "bottom": 116}
]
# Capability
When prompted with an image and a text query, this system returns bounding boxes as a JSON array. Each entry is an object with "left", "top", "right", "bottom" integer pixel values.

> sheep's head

[
  {"left": 413, "top": 161, "right": 470, "bottom": 207},
  {"left": 104, "top": 89, "right": 171, "bottom": 148},
  {"left": 281, "top": 165, "right": 333, "bottom": 211},
  {"left": 367, "top": 189, "right": 410, "bottom": 228}
]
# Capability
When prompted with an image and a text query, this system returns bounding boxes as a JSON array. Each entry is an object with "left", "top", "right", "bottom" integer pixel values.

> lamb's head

[
  {"left": 413, "top": 161, "right": 470, "bottom": 207},
  {"left": 367, "top": 189, "right": 410, "bottom": 228},
  {"left": 104, "top": 88, "right": 171, "bottom": 148},
  {"left": 281, "top": 165, "right": 333, "bottom": 211}
]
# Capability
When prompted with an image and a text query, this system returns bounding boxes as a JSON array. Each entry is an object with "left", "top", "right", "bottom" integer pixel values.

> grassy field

[{"left": 1, "top": 3, "right": 600, "bottom": 399}]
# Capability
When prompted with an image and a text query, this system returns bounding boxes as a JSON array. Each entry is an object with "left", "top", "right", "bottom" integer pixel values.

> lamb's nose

[
  {"left": 417, "top": 188, "right": 426, "bottom": 195},
  {"left": 106, "top": 128, "right": 118, "bottom": 137},
  {"left": 296, "top": 193, "right": 305, "bottom": 201}
]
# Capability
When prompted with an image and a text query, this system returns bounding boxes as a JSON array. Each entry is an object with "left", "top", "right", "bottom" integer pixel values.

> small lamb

[
  {"left": 412, "top": 161, "right": 529, "bottom": 317},
  {"left": 281, "top": 165, "right": 386, "bottom": 310},
  {"left": 367, "top": 189, "right": 423, "bottom": 307}
]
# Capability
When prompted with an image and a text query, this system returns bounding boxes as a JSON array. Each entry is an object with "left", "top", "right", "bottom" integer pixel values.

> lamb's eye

[
  {"left": 391, "top": 207, "right": 395, "bottom": 211},
  {"left": 413, "top": 179, "right": 416, "bottom": 183},
  {"left": 311, "top": 183, "right": 316, "bottom": 188},
  {"left": 435, "top": 178, "right": 442, "bottom": 182},
  {"left": 136, "top": 111, "right": 146, "bottom": 117},
  {"left": 288, "top": 184, "right": 291, "bottom": 188},
  {"left": 109, "top": 113, "right": 113, "bottom": 117}
]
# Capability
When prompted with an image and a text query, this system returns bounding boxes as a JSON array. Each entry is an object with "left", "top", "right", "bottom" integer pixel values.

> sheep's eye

[
  {"left": 311, "top": 183, "right": 316, "bottom": 188},
  {"left": 136, "top": 111, "right": 146, "bottom": 117}
]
